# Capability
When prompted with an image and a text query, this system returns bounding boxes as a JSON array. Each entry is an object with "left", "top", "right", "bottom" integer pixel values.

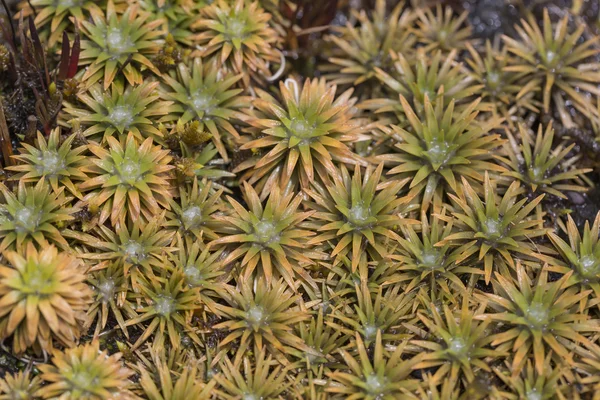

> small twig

[
  {"left": 114, "top": 54, "right": 133, "bottom": 79},
  {"left": 0, "top": 103, "right": 14, "bottom": 167},
  {"left": 0, "top": 0, "right": 16, "bottom": 45},
  {"left": 0, "top": 343, "right": 46, "bottom": 365},
  {"left": 295, "top": 24, "right": 333, "bottom": 36},
  {"left": 265, "top": 49, "right": 286, "bottom": 82},
  {"left": 99, "top": 326, "right": 120, "bottom": 337},
  {"left": 26, "top": 0, "right": 37, "bottom": 19},
  {"left": 24, "top": 115, "right": 37, "bottom": 144}
]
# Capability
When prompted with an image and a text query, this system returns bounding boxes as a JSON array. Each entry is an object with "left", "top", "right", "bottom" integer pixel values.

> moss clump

[{"left": 1, "top": 1, "right": 600, "bottom": 398}]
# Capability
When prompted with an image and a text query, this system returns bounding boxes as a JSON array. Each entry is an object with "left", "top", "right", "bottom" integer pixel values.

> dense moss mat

[{"left": 1, "top": 0, "right": 600, "bottom": 398}]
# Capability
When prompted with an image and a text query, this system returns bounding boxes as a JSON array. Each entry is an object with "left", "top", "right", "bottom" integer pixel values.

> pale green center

[
  {"left": 70, "top": 370, "right": 100, "bottom": 392},
  {"left": 106, "top": 27, "right": 131, "bottom": 56},
  {"left": 487, "top": 71, "right": 500, "bottom": 86},
  {"left": 447, "top": 337, "right": 468, "bottom": 357},
  {"left": 482, "top": 218, "right": 504, "bottom": 241},
  {"left": 118, "top": 158, "right": 142, "bottom": 185},
  {"left": 254, "top": 220, "right": 279, "bottom": 244},
  {"left": 419, "top": 248, "right": 443, "bottom": 270},
  {"left": 363, "top": 323, "right": 378, "bottom": 341},
  {"left": 98, "top": 279, "right": 115, "bottom": 302},
  {"left": 26, "top": 269, "right": 53, "bottom": 293},
  {"left": 225, "top": 17, "right": 248, "bottom": 40},
  {"left": 438, "top": 28, "right": 448, "bottom": 42},
  {"left": 122, "top": 240, "right": 146, "bottom": 264},
  {"left": 365, "top": 373, "right": 387, "bottom": 395},
  {"left": 109, "top": 105, "right": 134, "bottom": 128},
  {"left": 578, "top": 255, "right": 600, "bottom": 279},
  {"left": 37, "top": 150, "right": 65, "bottom": 176},
  {"left": 528, "top": 166, "right": 546, "bottom": 183},
  {"left": 190, "top": 92, "right": 214, "bottom": 114},
  {"left": 154, "top": 295, "right": 175, "bottom": 316},
  {"left": 246, "top": 305, "right": 267, "bottom": 328},
  {"left": 14, "top": 206, "right": 41, "bottom": 233},
  {"left": 184, "top": 265, "right": 203, "bottom": 286},
  {"left": 526, "top": 301, "right": 549, "bottom": 329},
  {"left": 526, "top": 389, "right": 542, "bottom": 400},
  {"left": 289, "top": 118, "right": 315, "bottom": 139},
  {"left": 348, "top": 203, "right": 371, "bottom": 228},
  {"left": 181, "top": 206, "right": 203, "bottom": 228},
  {"left": 426, "top": 140, "right": 455, "bottom": 168}
]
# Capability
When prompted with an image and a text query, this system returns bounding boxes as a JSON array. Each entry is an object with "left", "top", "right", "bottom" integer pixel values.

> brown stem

[{"left": 0, "top": 104, "right": 14, "bottom": 167}]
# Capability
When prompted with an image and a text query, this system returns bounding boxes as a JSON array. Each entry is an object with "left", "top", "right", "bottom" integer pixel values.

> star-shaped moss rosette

[
  {"left": 324, "top": 0, "right": 415, "bottom": 97},
  {"left": 139, "top": 347, "right": 216, "bottom": 399},
  {"left": 411, "top": 298, "right": 503, "bottom": 384},
  {"left": 17, "top": 0, "right": 99, "bottom": 46},
  {"left": 500, "top": 123, "right": 591, "bottom": 199},
  {"left": 213, "top": 278, "right": 312, "bottom": 364},
  {"left": 547, "top": 213, "right": 600, "bottom": 300},
  {"left": 362, "top": 50, "right": 481, "bottom": 123},
  {"left": 465, "top": 41, "right": 540, "bottom": 123},
  {"left": 437, "top": 174, "right": 549, "bottom": 283},
  {"left": 126, "top": 268, "right": 202, "bottom": 350},
  {"left": 7, "top": 128, "right": 88, "bottom": 199},
  {"left": 160, "top": 57, "right": 247, "bottom": 161},
  {"left": 38, "top": 341, "right": 137, "bottom": 399},
  {"left": 575, "top": 341, "right": 600, "bottom": 395},
  {"left": 138, "top": 0, "right": 201, "bottom": 46},
  {"left": 0, "top": 370, "right": 42, "bottom": 399},
  {"left": 85, "top": 261, "right": 135, "bottom": 338},
  {"left": 66, "top": 214, "right": 175, "bottom": 292},
  {"left": 79, "top": 2, "right": 165, "bottom": 89},
  {"left": 209, "top": 181, "right": 324, "bottom": 289},
  {"left": 304, "top": 163, "right": 413, "bottom": 274},
  {"left": 290, "top": 308, "right": 349, "bottom": 376},
  {"left": 0, "top": 243, "right": 92, "bottom": 354},
  {"left": 410, "top": 373, "right": 462, "bottom": 400},
  {"left": 412, "top": 4, "right": 471, "bottom": 53},
  {"left": 191, "top": 0, "right": 282, "bottom": 87},
  {"left": 170, "top": 237, "right": 226, "bottom": 310},
  {"left": 326, "top": 331, "right": 421, "bottom": 398},
  {"left": 386, "top": 209, "right": 481, "bottom": 293},
  {"left": 494, "top": 356, "right": 565, "bottom": 400},
  {"left": 165, "top": 178, "right": 224, "bottom": 243},
  {"left": 0, "top": 180, "right": 74, "bottom": 251},
  {"left": 374, "top": 95, "right": 503, "bottom": 210},
  {"left": 62, "top": 81, "right": 173, "bottom": 142},
  {"left": 477, "top": 264, "right": 597, "bottom": 376},
  {"left": 215, "top": 347, "right": 300, "bottom": 399},
  {"left": 235, "top": 77, "right": 367, "bottom": 199},
  {"left": 504, "top": 9, "right": 600, "bottom": 126},
  {"left": 80, "top": 133, "right": 173, "bottom": 227},
  {"left": 327, "top": 283, "right": 413, "bottom": 344}
]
